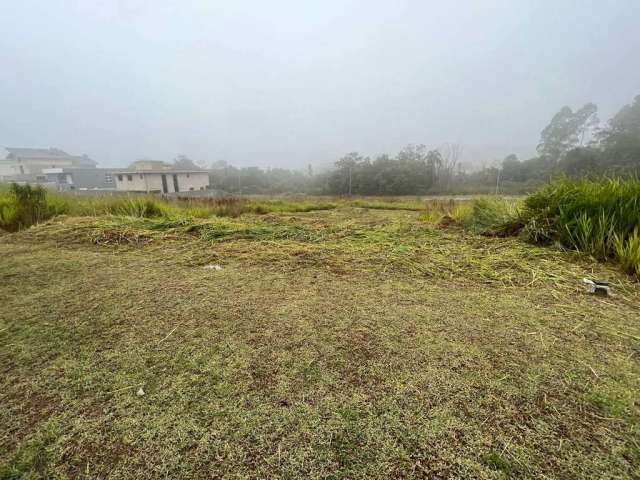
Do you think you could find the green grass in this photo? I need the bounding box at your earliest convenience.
[518,178,640,276]
[349,198,427,211]
[457,197,521,235]
[1,204,639,478]
[0,184,66,232]
[0,187,341,231]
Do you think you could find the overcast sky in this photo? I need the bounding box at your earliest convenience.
[1,0,639,169]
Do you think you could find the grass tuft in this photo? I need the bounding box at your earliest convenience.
[459,197,521,235]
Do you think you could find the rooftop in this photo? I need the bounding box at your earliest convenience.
[4,147,97,165]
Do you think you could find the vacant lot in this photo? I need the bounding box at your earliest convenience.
[1,206,639,479]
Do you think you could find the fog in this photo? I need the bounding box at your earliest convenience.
[1,0,639,168]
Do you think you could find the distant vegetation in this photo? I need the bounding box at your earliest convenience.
[194,94,640,196]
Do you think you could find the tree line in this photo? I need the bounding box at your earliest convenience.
[174,94,640,195]
[496,95,640,185]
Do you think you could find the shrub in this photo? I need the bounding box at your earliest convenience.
[0,183,66,231]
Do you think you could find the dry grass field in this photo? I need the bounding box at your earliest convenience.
[1,204,639,478]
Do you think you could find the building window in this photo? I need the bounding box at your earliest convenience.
[117,175,123,181]
[105,174,113,184]
[189,187,194,191]
[127,175,133,181]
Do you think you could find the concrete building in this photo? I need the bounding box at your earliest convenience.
[41,167,115,191]
[113,161,209,193]
[0,147,97,180]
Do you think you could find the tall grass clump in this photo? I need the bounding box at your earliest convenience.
[109,197,169,218]
[0,183,68,232]
[460,197,521,235]
[521,177,640,275]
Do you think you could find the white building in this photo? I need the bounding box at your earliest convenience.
[113,161,209,193]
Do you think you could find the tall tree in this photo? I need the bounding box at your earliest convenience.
[334,152,364,195]
[591,95,640,172]
[537,103,598,161]
[597,95,640,150]
[439,143,463,191]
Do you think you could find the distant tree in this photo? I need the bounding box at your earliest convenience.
[425,150,442,189]
[598,95,640,144]
[558,147,602,176]
[537,103,598,161]
[334,152,365,195]
[173,155,203,170]
[501,154,523,181]
[595,95,640,171]
[439,143,462,191]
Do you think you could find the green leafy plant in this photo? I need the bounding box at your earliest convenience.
[0,183,65,231]
[518,177,640,275]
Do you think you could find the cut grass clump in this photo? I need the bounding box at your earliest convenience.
[175,196,337,217]
[519,178,640,276]
[108,197,169,218]
[350,198,426,211]
[85,215,322,245]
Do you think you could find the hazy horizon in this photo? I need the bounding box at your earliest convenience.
[1,0,639,169]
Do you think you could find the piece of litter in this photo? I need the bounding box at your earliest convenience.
[583,278,610,297]
[204,264,223,271]
[136,387,145,397]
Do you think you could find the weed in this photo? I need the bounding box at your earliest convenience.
[483,452,514,474]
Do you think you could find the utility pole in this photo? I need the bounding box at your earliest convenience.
[348,166,352,196]
[495,168,501,195]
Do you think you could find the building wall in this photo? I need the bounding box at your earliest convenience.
[1,158,85,175]
[114,172,154,192]
[69,169,115,189]
[0,162,15,177]
[114,172,209,193]
[43,168,115,190]
[172,172,209,192]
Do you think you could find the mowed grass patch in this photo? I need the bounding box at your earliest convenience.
[1,208,639,478]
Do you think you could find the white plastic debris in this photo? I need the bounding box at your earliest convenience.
[136,387,145,397]
[204,264,223,271]
[583,278,610,296]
